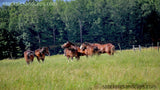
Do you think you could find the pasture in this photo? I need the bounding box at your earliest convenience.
[0,49,160,89]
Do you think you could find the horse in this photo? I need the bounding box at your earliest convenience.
[91,43,115,55]
[63,48,80,61]
[35,47,50,63]
[61,41,85,62]
[24,50,34,65]
[80,42,100,56]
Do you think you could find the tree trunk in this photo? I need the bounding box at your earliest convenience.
[38,32,41,48]
[78,19,83,43]
[140,17,144,44]
[53,29,56,54]
[10,52,13,59]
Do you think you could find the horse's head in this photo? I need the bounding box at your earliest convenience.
[61,41,74,48]
[80,43,87,51]
[41,47,50,56]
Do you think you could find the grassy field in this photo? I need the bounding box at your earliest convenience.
[0,49,160,90]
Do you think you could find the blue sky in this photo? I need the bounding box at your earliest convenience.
[0,0,71,6]
[0,0,70,6]
[0,0,27,6]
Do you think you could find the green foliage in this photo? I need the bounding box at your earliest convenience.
[0,28,22,59]
[0,0,160,59]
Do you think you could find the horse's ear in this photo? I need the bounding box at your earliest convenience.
[84,42,88,44]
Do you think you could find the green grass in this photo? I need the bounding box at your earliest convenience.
[0,48,160,90]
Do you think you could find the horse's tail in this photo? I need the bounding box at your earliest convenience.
[33,51,36,57]
[27,53,31,59]
[111,45,115,55]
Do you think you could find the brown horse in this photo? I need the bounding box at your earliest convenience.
[80,42,100,56]
[91,43,115,55]
[35,47,50,62]
[63,48,80,61]
[24,50,34,65]
[61,41,85,62]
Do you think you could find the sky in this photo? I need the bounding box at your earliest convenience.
[0,0,26,6]
[0,0,70,6]
[0,0,71,6]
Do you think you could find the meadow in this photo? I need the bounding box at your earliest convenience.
[0,48,160,90]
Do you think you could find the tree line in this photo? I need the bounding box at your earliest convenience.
[0,0,160,60]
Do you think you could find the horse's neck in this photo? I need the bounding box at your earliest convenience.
[68,45,77,50]
[40,48,45,54]
[69,42,75,46]
[70,45,75,48]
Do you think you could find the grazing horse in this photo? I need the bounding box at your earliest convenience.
[91,43,115,55]
[24,50,34,65]
[61,41,85,62]
[35,47,50,63]
[80,42,100,56]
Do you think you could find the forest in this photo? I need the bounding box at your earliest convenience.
[0,0,160,59]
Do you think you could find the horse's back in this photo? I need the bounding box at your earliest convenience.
[103,43,115,55]
[24,50,34,56]
[34,49,41,56]
[24,50,34,64]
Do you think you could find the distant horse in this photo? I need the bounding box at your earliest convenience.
[24,50,34,65]
[80,42,100,56]
[61,41,85,61]
[35,47,50,62]
[91,43,115,55]
[63,48,80,61]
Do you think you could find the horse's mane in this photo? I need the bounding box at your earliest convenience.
[39,47,48,50]
[68,41,75,46]
[84,42,92,46]
[26,50,34,53]
[38,47,48,54]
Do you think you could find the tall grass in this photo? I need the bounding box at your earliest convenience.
[0,49,160,89]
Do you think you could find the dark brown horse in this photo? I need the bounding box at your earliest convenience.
[90,43,115,55]
[61,41,85,62]
[24,50,34,65]
[35,47,50,62]
[80,42,100,56]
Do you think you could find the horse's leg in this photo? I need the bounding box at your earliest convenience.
[42,58,44,62]
[76,56,80,61]
[30,60,33,64]
[36,56,40,63]
[67,56,70,63]
[111,50,114,55]
[107,52,111,55]
[42,55,45,63]
[97,51,101,56]
[31,57,34,63]
[64,51,66,56]
[26,60,30,65]
[112,53,114,55]
[71,57,73,62]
